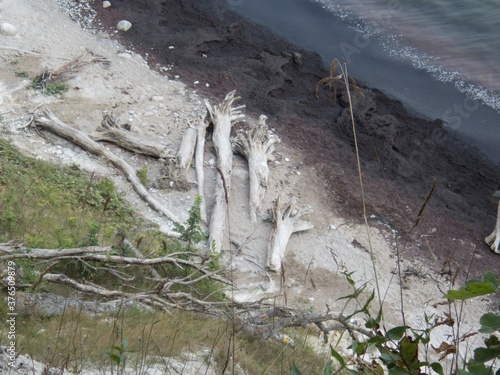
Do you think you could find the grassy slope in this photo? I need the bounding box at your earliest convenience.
[0,139,328,374]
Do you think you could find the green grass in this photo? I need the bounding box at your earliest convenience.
[0,138,136,248]
[7,307,329,374]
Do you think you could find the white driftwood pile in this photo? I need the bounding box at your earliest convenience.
[29,90,314,274]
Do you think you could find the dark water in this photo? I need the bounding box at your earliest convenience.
[226,0,500,163]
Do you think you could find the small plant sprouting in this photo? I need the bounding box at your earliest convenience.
[174,195,207,252]
[30,70,69,96]
[105,339,134,374]
[137,165,149,186]
[15,71,29,78]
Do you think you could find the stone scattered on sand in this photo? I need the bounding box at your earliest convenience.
[0,22,17,36]
[103,1,111,8]
[116,20,132,32]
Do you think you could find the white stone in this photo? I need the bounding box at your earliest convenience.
[116,20,132,32]
[103,1,111,8]
[0,22,17,36]
[152,95,164,101]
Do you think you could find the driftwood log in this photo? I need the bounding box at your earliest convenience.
[233,115,280,224]
[205,91,245,253]
[32,109,181,230]
[266,195,313,272]
[195,112,210,223]
[91,111,173,158]
[485,200,500,254]
[162,120,198,191]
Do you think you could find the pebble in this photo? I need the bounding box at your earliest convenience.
[116,20,132,32]
[102,1,111,8]
[0,22,17,36]
[152,95,164,101]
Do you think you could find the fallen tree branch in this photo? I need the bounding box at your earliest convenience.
[0,245,231,285]
[32,109,181,227]
[266,195,314,272]
[232,115,280,224]
[236,306,372,347]
[205,91,245,253]
[91,111,173,158]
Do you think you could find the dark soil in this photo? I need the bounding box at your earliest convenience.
[90,0,500,281]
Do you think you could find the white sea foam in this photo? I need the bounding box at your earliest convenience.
[312,0,500,112]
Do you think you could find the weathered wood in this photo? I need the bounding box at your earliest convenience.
[266,195,313,272]
[195,111,210,223]
[33,109,181,229]
[205,91,245,253]
[91,111,173,158]
[162,120,198,191]
[485,200,500,254]
[233,115,280,224]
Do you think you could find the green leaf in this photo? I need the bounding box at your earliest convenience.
[472,346,500,364]
[360,290,375,313]
[379,347,401,365]
[330,346,346,368]
[400,336,418,364]
[365,317,380,330]
[109,353,121,364]
[444,282,497,300]
[479,312,500,333]
[291,362,302,375]
[430,362,444,375]
[385,326,408,341]
[466,363,496,375]
[456,370,470,375]
[388,368,410,375]
[483,271,500,288]
[349,340,367,356]
[322,360,333,375]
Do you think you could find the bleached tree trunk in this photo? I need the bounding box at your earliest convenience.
[205,91,245,253]
[91,111,173,158]
[233,115,280,224]
[162,122,197,191]
[33,109,181,229]
[485,200,500,254]
[266,195,313,272]
[195,112,210,223]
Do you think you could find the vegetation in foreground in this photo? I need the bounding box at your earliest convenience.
[0,138,329,374]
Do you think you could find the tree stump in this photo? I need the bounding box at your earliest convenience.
[233,115,280,224]
[266,195,313,272]
[205,91,245,253]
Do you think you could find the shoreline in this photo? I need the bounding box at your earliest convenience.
[225,0,500,163]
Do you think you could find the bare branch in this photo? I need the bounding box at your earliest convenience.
[91,111,174,158]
